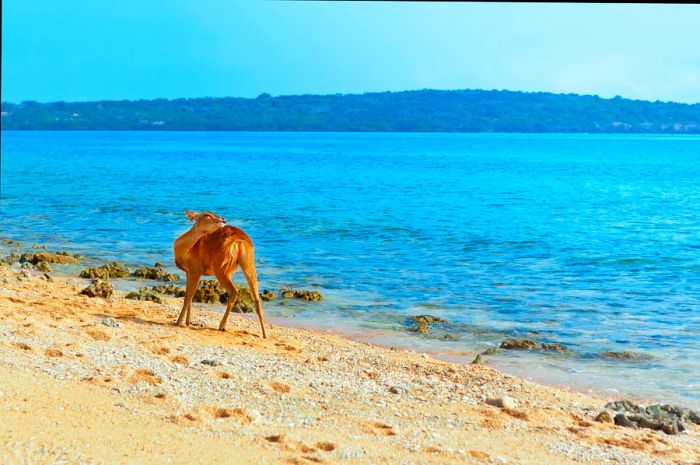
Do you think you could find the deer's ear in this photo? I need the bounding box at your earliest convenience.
[185,210,198,221]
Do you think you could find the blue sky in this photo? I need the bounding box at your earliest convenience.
[2,1,700,103]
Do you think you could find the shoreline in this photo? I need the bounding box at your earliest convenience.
[0,240,697,409]
[1,258,699,463]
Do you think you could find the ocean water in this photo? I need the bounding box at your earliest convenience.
[1,130,699,407]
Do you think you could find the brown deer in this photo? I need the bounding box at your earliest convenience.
[173,210,267,338]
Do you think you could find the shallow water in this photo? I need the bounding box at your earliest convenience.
[1,131,699,407]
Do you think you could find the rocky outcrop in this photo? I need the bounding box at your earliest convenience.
[191,280,255,313]
[79,279,113,298]
[79,262,131,279]
[125,286,163,304]
[599,400,700,435]
[541,343,568,351]
[601,351,638,359]
[151,284,185,297]
[132,263,180,281]
[279,288,323,302]
[19,252,79,273]
[407,314,449,335]
[500,339,538,350]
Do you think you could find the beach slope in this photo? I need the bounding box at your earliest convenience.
[1,266,698,465]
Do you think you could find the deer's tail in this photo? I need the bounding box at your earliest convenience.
[221,238,243,274]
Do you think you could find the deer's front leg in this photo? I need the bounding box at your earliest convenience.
[176,273,200,327]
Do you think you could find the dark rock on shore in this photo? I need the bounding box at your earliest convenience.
[227,287,256,313]
[125,286,163,304]
[500,339,538,350]
[191,280,255,313]
[279,288,323,302]
[260,289,278,301]
[132,263,180,281]
[471,353,483,364]
[2,239,22,247]
[193,280,225,304]
[482,347,498,356]
[19,251,80,273]
[79,262,131,279]
[79,279,113,298]
[0,249,21,266]
[151,284,185,297]
[601,399,700,435]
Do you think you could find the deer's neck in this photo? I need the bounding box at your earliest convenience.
[173,226,207,269]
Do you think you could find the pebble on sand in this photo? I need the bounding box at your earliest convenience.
[486,396,517,409]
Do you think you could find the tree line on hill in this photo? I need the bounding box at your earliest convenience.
[2,89,699,133]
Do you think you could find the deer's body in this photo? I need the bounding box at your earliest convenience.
[173,210,267,338]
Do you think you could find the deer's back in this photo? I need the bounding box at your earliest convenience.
[189,226,253,276]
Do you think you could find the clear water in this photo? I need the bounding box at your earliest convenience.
[2,131,699,407]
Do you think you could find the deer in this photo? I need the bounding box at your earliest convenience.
[173,210,267,338]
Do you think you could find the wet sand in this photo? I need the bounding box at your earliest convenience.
[1,265,699,465]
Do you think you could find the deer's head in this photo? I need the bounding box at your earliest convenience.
[185,210,227,233]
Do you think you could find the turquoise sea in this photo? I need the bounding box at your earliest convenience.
[1,131,699,407]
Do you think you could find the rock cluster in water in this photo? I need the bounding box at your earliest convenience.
[406,315,458,341]
[601,351,639,359]
[471,339,569,364]
[132,263,180,281]
[408,315,446,334]
[279,288,323,301]
[79,262,131,279]
[499,338,569,352]
[597,399,700,435]
[500,339,539,350]
[187,283,323,312]
[79,279,113,298]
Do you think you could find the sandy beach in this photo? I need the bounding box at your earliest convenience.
[1,263,699,465]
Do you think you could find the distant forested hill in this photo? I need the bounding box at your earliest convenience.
[2,89,699,133]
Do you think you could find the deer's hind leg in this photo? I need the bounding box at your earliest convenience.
[216,271,239,332]
[240,251,267,339]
